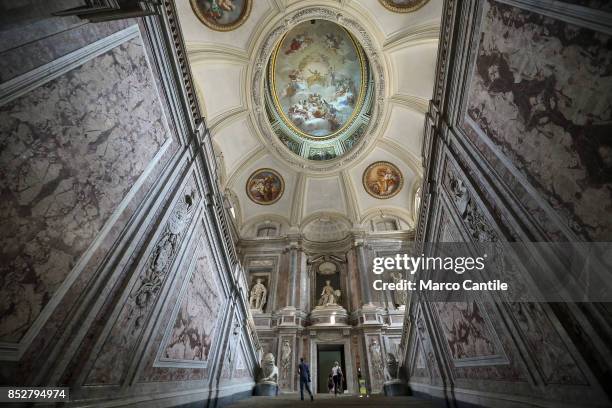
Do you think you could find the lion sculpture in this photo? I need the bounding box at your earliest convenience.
[259,353,278,383]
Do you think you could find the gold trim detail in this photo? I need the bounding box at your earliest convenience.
[362,161,404,199]
[246,168,285,205]
[190,0,252,32]
[378,0,430,13]
[269,21,368,141]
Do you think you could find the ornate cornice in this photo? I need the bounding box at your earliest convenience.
[249,6,388,174]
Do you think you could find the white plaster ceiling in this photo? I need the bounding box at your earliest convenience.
[178,0,442,235]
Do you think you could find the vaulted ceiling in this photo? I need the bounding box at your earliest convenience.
[176,0,442,237]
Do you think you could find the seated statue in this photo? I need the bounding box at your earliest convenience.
[260,353,278,383]
[318,279,340,306]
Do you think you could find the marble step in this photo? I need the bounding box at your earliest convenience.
[225,394,433,408]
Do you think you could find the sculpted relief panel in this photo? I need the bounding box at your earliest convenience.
[0,36,168,343]
[86,181,200,385]
[162,238,221,362]
[466,1,612,240]
[440,161,587,384]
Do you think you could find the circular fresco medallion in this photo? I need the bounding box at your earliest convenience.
[190,0,252,31]
[270,20,367,140]
[378,0,430,13]
[246,168,284,205]
[363,161,404,199]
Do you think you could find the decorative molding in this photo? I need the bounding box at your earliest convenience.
[497,0,612,35]
[249,6,387,173]
[0,25,139,106]
[383,21,440,50]
[388,93,429,113]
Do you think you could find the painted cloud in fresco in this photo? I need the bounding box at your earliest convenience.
[272,20,365,138]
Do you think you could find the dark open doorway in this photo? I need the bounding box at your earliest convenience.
[316,344,346,394]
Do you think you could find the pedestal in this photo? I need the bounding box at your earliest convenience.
[253,382,279,396]
[310,304,349,326]
[383,380,410,396]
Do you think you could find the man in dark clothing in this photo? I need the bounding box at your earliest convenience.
[297,357,314,401]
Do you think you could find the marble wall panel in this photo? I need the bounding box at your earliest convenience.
[439,161,587,384]
[138,233,218,383]
[85,180,200,385]
[0,36,168,343]
[162,238,221,363]
[434,301,499,360]
[466,0,612,241]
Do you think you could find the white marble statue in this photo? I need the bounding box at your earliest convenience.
[280,340,292,381]
[260,353,278,383]
[384,352,399,381]
[249,278,267,311]
[369,339,384,381]
[390,271,407,306]
[318,279,340,306]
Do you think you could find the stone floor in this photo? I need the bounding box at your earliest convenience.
[225,393,433,408]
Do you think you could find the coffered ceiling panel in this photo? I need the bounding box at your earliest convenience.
[383,105,425,159]
[389,42,439,99]
[212,115,260,177]
[178,0,442,235]
[191,62,245,123]
[303,176,347,218]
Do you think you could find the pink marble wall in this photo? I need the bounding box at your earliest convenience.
[466,1,612,241]
[0,36,168,343]
[163,240,221,362]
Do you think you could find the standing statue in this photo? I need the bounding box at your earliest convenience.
[280,340,292,383]
[390,271,407,306]
[318,280,339,306]
[249,278,267,311]
[369,339,384,382]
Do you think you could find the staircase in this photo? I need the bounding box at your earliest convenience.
[225,394,433,408]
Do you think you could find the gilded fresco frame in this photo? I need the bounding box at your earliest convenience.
[268,21,368,141]
[362,161,404,199]
[245,168,285,205]
[190,0,252,32]
[378,0,430,13]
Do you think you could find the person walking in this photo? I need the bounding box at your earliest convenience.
[297,357,314,401]
[331,361,343,396]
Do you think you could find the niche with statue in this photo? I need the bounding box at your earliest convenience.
[310,259,348,326]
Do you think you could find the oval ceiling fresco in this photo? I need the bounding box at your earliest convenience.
[264,20,374,162]
[270,20,367,139]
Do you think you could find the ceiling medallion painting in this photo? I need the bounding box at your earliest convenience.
[363,161,404,199]
[378,0,430,13]
[246,169,284,205]
[264,19,374,162]
[190,0,252,31]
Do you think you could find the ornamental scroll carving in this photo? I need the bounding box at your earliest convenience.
[132,188,198,327]
[445,166,498,243]
[86,181,200,384]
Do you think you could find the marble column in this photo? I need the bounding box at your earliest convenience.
[355,239,373,306]
[287,241,299,307]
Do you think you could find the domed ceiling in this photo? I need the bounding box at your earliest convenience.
[265,19,373,161]
[178,0,443,236]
